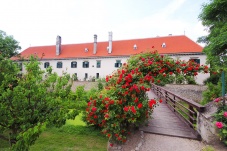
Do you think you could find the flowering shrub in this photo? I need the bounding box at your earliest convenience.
[214,97,227,145]
[84,50,209,145]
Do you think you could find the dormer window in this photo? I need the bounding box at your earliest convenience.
[162,43,166,48]
[133,44,137,50]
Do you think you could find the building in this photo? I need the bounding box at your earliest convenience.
[12,33,209,84]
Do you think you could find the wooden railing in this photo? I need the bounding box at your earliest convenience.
[151,83,205,133]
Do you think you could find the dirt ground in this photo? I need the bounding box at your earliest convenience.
[71,81,98,91]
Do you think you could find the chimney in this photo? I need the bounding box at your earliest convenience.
[56,35,61,55]
[108,32,112,54]
[93,34,97,54]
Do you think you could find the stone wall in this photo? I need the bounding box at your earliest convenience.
[163,84,207,103]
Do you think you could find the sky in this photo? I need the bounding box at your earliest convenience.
[0,0,209,52]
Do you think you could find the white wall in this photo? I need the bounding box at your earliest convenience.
[39,57,128,81]
[20,54,209,84]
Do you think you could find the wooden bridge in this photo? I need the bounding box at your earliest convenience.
[140,84,205,140]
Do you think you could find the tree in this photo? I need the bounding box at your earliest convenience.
[0,55,78,150]
[198,0,227,68]
[0,30,21,58]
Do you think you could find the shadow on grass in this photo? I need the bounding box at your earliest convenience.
[0,125,107,151]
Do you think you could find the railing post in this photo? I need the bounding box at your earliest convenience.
[189,105,194,128]
[173,96,176,112]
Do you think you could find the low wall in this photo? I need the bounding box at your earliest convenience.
[197,102,219,144]
[163,84,207,103]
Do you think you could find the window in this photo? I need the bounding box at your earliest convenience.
[57,62,62,68]
[189,58,200,65]
[115,60,122,68]
[82,61,89,68]
[96,73,99,79]
[96,60,101,68]
[71,61,77,68]
[18,62,23,71]
[85,73,88,79]
[44,62,50,68]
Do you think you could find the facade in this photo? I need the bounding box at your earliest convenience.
[13,33,209,84]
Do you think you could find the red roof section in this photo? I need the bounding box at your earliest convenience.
[12,35,203,60]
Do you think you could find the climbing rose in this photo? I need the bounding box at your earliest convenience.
[216,122,224,129]
[224,112,227,118]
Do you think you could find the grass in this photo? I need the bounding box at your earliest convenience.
[0,114,108,151]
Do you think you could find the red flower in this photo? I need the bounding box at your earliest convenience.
[134,97,139,103]
[107,133,111,138]
[94,115,98,119]
[159,99,163,103]
[87,102,92,106]
[169,72,173,75]
[92,107,97,112]
[148,99,156,108]
[106,76,109,82]
[131,106,136,114]
[110,143,113,147]
[104,114,109,118]
[138,103,143,109]
[110,100,115,105]
[123,106,129,112]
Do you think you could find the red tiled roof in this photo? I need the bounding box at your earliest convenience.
[12,35,203,60]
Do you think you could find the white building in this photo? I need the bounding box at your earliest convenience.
[13,33,209,84]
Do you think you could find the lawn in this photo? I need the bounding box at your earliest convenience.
[0,114,108,151]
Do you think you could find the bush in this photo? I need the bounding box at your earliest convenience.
[83,51,209,145]
[213,97,227,145]
[203,72,220,85]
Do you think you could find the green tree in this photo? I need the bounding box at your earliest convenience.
[0,30,21,58]
[198,0,227,104]
[198,0,227,68]
[0,55,78,150]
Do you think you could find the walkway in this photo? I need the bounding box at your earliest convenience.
[139,90,198,139]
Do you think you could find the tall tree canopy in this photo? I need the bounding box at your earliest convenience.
[198,0,227,68]
[0,30,21,58]
[0,55,79,150]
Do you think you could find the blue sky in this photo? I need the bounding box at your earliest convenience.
[0,0,208,51]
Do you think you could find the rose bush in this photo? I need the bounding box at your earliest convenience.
[214,97,227,145]
[84,50,209,145]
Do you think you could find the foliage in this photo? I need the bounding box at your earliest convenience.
[0,30,21,58]
[97,79,104,90]
[0,55,79,150]
[198,0,227,69]
[201,82,221,105]
[213,97,227,145]
[72,73,78,81]
[202,70,227,105]
[203,72,220,85]
[83,51,209,145]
